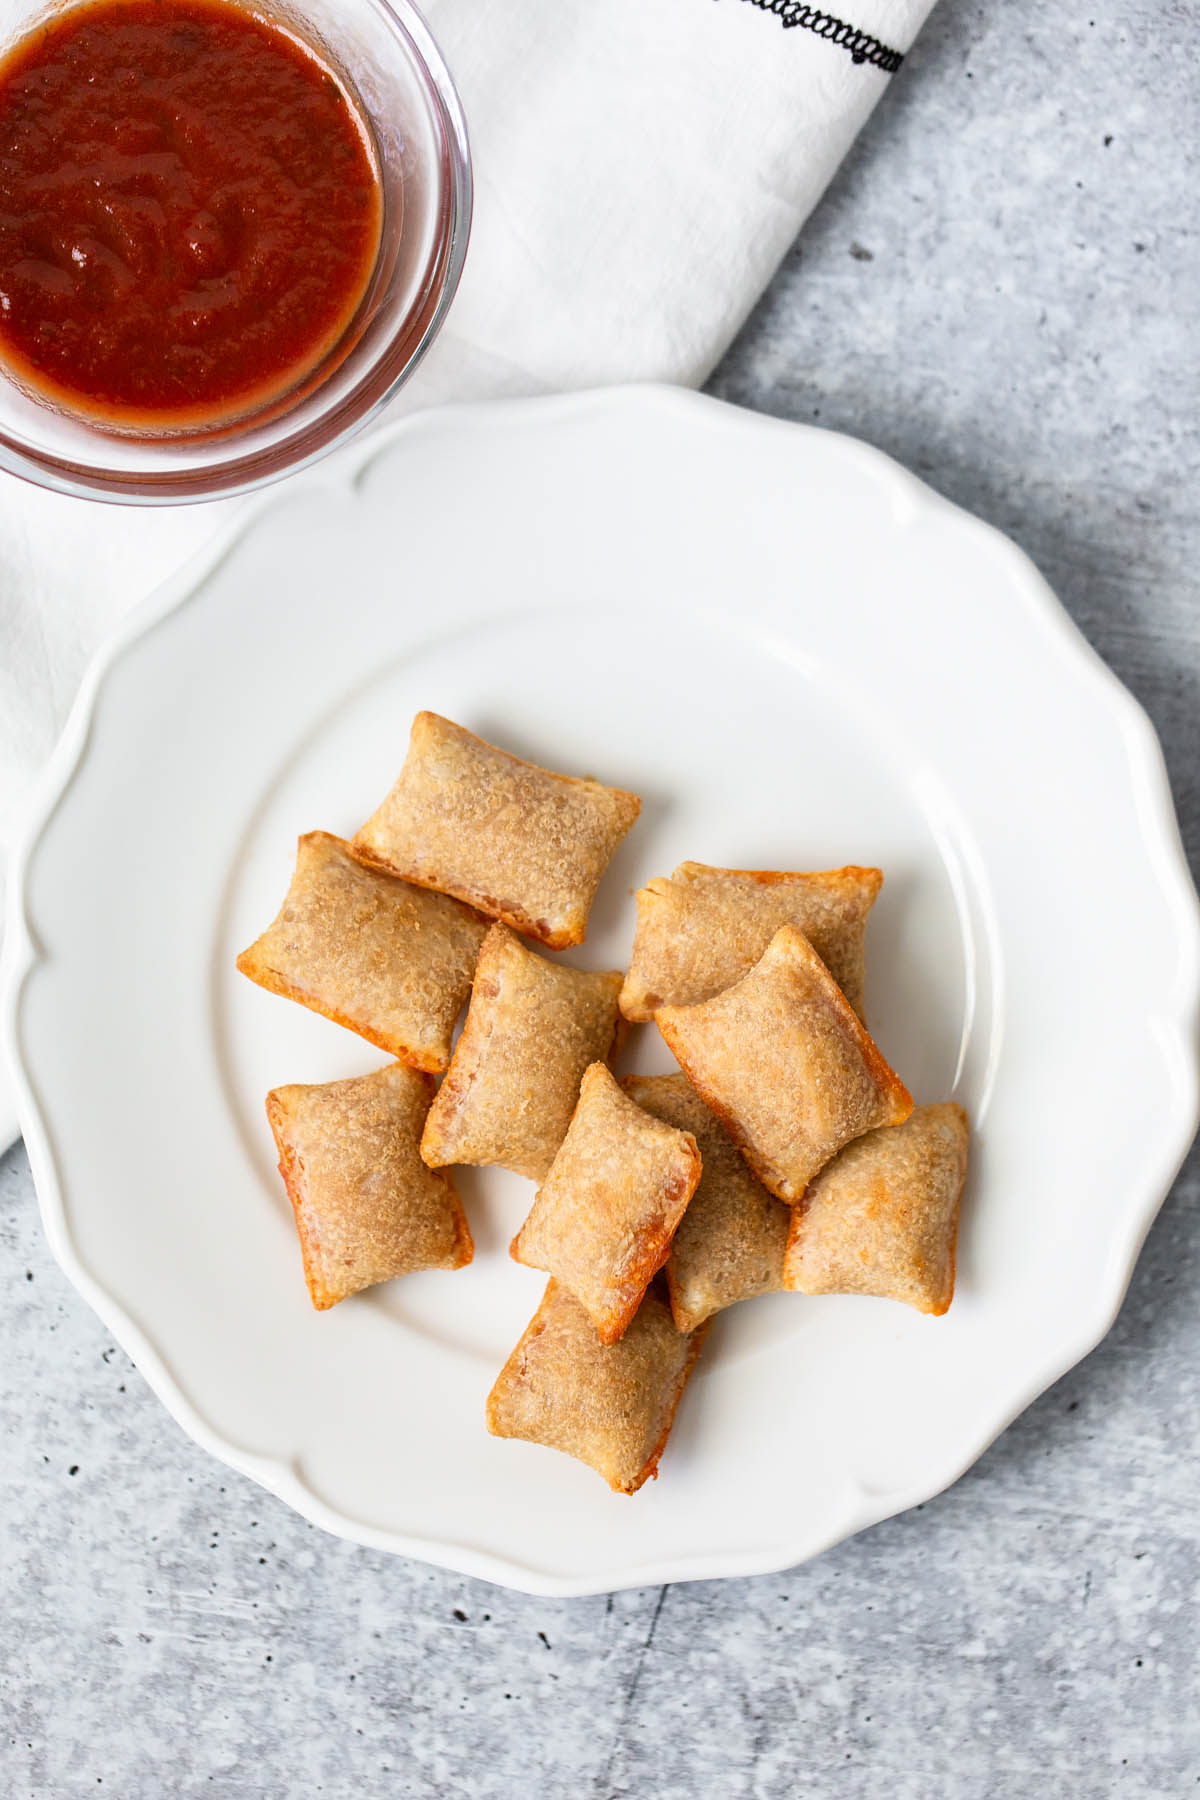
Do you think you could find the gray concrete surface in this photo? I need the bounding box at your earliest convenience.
[3,1,1198,1794]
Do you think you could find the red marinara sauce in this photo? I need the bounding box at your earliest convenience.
[0,0,382,431]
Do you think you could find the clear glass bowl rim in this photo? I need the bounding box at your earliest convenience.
[0,0,472,505]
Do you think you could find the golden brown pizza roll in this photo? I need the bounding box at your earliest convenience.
[236,832,487,1073]
[352,711,640,949]
[622,1072,790,1333]
[486,1279,708,1493]
[620,861,882,1023]
[782,1103,969,1314]
[657,924,912,1204]
[420,923,624,1182]
[510,1062,702,1344]
[265,1062,473,1310]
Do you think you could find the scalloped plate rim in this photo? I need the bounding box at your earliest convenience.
[4,383,1199,1596]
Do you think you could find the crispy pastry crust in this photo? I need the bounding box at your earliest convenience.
[420,923,624,1181]
[237,831,487,1073]
[657,924,912,1204]
[486,1279,709,1493]
[623,1072,791,1332]
[352,712,641,949]
[265,1062,473,1310]
[510,1063,702,1344]
[782,1102,969,1315]
[621,862,882,1023]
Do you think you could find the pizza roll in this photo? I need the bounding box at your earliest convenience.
[510,1062,702,1344]
[420,923,624,1182]
[657,924,912,1204]
[782,1103,969,1315]
[623,1072,790,1333]
[237,832,487,1073]
[486,1279,708,1493]
[620,861,882,1023]
[352,711,640,949]
[265,1062,473,1310]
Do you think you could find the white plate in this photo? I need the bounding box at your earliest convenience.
[5,387,1199,1595]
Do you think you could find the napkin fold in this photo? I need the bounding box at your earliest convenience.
[0,0,935,1147]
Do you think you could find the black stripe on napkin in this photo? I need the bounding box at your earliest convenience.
[737,1,905,72]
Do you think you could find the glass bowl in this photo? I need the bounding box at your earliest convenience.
[0,0,470,503]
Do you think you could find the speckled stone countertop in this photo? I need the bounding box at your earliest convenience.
[3,3,1198,1795]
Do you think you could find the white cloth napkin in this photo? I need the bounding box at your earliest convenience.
[0,0,935,1146]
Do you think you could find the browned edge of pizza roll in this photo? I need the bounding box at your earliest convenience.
[486,1278,709,1493]
[657,923,912,1203]
[237,830,486,1073]
[351,711,640,949]
[623,1071,791,1332]
[782,1102,969,1315]
[621,861,882,1023]
[421,922,624,1182]
[510,1063,702,1344]
[265,1062,473,1310]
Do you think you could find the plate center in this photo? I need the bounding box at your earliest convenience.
[213,603,984,1365]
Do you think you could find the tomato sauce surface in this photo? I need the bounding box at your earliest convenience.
[0,0,382,429]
